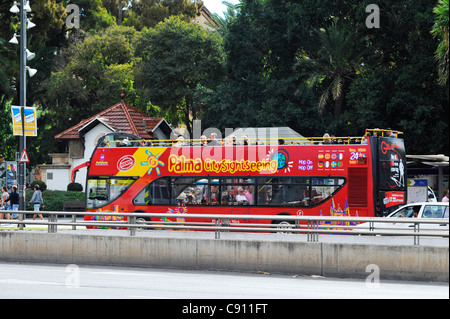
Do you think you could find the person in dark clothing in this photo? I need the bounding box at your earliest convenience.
[5,186,19,218]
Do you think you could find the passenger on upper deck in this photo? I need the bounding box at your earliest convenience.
[208,133,221,146]
[361,136,369,144]
[173,136,184,147]
[200,135,208,147]
[243,135,249,146]
[386,129,396,138]
[323,133,332,144]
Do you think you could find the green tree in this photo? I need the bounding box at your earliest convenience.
[213,1,240,30]
[296,18,368,117]
[203,0,323,134]
[431,0,449,84]
[65,0,116,33]
[102,0,130,25]
[42,25,138,122]
[204,0,448,155]
[0,0,67,105]
[135,16,224,136]
[344,0,449,154]
[0,96,17,160]
[124,0,202,30]
[0,37,10,96]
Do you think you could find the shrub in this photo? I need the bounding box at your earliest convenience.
[67,182,83,192]
[25,189,85,211]
[30,180,47,192]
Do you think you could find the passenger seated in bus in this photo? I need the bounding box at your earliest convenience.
[322,133,332,144]
[208,133,221,146]
[243,135,249,146]
[200,135,208,146]
[195,187,203,203]
[186,194,195,205]
[187,188,197,204]
[225,135,237,146]
[265,188,272,203]
[244,186,253,205]
[211,185,219,200]
[222,190,235,205]
[177,192,187,204]
[143,140,153,147]
[173,136,184,147]
[236,188,249,205]
[386,129,396,138]
[119,138,130,147]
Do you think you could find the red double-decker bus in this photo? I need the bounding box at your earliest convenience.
[77,129,407,227]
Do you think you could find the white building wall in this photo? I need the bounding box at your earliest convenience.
[72,123,114,189]
[45,168,71,191]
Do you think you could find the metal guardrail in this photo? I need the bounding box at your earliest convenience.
[0,211,448,245]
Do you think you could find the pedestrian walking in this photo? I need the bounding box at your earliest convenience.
[5,185,19,219]
[1,186,11,220]
[28,184,45,221]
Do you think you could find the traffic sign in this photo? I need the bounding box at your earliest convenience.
[18,149,30,163]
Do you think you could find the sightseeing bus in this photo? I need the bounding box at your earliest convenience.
[77,129,407,227]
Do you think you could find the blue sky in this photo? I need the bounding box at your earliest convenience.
[202,0,240,16]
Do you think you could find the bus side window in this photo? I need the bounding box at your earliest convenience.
[310,178,345,207]
[133,177,170,206]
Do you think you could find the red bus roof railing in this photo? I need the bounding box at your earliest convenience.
[99,129,403,148]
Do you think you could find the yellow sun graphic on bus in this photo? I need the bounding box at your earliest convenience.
[141,150,165,175]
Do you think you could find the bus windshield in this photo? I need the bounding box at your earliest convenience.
[87,176,138,209]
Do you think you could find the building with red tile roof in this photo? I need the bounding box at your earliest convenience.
[38,100,173,191]
[55,100,173,141]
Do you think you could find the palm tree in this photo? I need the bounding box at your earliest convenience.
[295,18,367,117]
[213,1,240,29]
[431,0,449,85]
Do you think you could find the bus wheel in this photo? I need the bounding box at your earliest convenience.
[133,211,151,231]
[272,214,294,234]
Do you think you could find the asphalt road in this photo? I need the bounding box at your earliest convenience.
[0,262,447,300]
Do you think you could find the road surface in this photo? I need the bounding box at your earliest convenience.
[0,262,447,300]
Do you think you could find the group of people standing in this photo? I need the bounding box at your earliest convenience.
[0,184,45,222]
[1,186,19,220]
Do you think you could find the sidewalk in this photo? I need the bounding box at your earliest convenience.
[0,217,87,231]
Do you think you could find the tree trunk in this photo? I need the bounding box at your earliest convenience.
[334,93,344,117]
[117,1,123,25]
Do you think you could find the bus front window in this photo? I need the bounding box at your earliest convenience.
[86,177,137,209]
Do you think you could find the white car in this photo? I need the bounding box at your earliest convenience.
[355,202,449,235]
[388,202,448,219]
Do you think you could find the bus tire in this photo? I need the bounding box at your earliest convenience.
[272,213,294,234]
[133,210,151,231]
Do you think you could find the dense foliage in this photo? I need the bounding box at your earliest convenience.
[0,0,448,168]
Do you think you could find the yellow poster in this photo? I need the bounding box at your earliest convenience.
[11,106,37,136]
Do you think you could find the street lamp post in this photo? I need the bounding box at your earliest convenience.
[10,1,35,218]
[19,0,27,212]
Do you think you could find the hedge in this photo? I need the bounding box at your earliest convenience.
[25,189,85,212]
